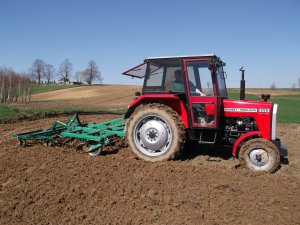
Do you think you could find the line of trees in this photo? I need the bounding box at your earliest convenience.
[74,60,103,85]
[0,58,103,104]
[272,77,300,89]
[0,68,32,103]
[291,78,300,89]
[29,58,102,85]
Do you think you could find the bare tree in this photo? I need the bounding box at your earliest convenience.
[0,68,16,103]
[44,64,55,84]
[206,82,211,89]
[29,59,45,85]
[0,72,5,102]
[0,68,33,103]
[291,83,296,89]
[6,73,12,103]
[84,60,102,85]
[75,70,85,83]
[58,59,73,82]
[270,83,277,90]
[21,73,32,102]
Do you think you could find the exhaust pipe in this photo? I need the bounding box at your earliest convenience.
[239,67,245,100]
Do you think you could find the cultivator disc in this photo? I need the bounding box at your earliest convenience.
[12,113,127,156]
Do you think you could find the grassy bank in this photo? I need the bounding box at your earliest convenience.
[31,84,80,94]
[0,104,126,122]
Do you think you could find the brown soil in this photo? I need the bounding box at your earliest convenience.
[32,85,141,101]
[27,85,141,110]
[1,115,300,225]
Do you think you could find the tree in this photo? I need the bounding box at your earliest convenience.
[84,60,102,85]
[206,82,211,89]
[298,78,300,88]
[75,70,85,83]
[270,83,276,90]
[58,59,73,82]
[0,68,33,103]
[44,64,55,84]
[29,59,45,85]
[291,83,296,89]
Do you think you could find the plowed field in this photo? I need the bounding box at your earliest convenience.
[1,86,300,224]
[1,114,300,225]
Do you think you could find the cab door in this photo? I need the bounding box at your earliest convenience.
[183,59,219,128]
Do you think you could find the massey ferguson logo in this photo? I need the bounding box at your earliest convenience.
[224,108,257,112]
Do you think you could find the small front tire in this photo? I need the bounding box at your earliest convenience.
[239,138,280,173]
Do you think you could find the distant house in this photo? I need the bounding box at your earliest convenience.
[58,78,71,85]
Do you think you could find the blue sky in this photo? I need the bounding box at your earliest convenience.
[0,0,299,87]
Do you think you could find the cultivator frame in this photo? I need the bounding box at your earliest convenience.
[12,113,127,156]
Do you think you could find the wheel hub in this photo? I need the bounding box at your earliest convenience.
[249,149,269,167]
[139,120,169,151]
[147,129,158,140]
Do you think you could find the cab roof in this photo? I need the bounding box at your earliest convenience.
[147,54,216,60]
[123,54,222,78]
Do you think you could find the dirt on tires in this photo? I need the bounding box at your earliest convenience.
[0,115,300,225]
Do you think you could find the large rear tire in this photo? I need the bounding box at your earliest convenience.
[126,104,185,162]
[239,138,280,173]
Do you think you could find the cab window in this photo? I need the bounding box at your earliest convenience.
[144,58,182,93]
[186,61,214,96]
[216,65,227,97]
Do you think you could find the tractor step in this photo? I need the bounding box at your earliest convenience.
[12,113,127,156]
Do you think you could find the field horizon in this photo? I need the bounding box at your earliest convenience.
[0,85,299,123]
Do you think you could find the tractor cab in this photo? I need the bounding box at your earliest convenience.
[123,55,227,128]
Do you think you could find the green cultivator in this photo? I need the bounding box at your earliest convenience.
[12,113,127,156]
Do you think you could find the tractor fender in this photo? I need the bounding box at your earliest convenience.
[232,131,262,157]
[124,94,189,128]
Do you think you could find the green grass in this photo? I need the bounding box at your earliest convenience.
[0,104,126,122]
[31,84,80,94]
[272,96,300,123]
[0,105,21,121]
[0,105,70,121]
[227,92,259,101]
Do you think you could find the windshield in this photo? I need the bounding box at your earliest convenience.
[122,62,147,78]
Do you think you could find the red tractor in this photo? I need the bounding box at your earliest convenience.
[122,54,287,172]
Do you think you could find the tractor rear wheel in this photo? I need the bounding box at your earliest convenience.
[127,104,185,162]
[239,138,280,173]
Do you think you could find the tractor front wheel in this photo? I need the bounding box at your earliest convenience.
[127,104,185,162]
[239,138,280,173]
